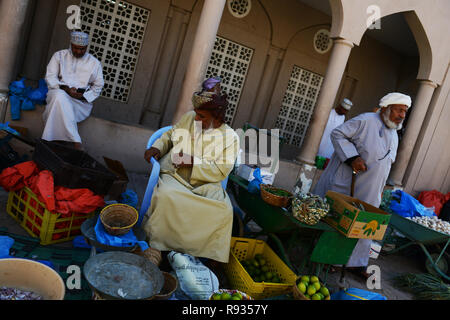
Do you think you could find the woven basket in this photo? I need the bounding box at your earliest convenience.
[133,247,162,267]
[260,184,292,207]
[100,204,138,236]
[153,272,178,300]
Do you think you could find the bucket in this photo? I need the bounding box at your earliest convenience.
[0,259,65,300]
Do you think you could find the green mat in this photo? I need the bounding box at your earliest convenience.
[0,228,93,300]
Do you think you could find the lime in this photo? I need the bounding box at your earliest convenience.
[307,285,316,296]
[320,287,330,297]
[231,296,241,300]
[297,282,307,294]
[311,293,321,300]
[310,276,319,283]
[261,266,269,273]
[272,276,280,283]
[265,272,273,280]
[325,295,331,300]
[317,293,325,300]
[252,259,259,268]
[232,292,242,300]
[301,281,309,288]
[300,275,310,283]
[254,254,263,260]
[211,293,221,300]
[259,258,267,266]
[313,282,321,291]
[221,292,232,300]
[304,294,311,300]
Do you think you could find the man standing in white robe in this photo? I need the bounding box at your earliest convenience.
[42,31,104,150]
[317,98,353,166]
[313,92,411,275]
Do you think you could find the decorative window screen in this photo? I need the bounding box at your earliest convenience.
[79,0,150,102]
[205,36,254,125]
[275,66,324,147]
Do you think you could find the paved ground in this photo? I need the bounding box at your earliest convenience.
[0,172,433,300]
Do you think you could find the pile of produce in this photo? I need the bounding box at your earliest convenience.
[294,275,331,300]
[394,273,450,300]
[0,287,43,300]
[292,193,330,225]
[240,254,282,283]
[210,289,252,300]
[405,216,450,235]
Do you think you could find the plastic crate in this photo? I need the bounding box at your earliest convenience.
[32,139,116,195]
[223,237,297,299]
[6,187,96,245]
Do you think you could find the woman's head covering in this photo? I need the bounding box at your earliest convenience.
[71,31,90,47]
[192,91,229,123]
[202,76,222,92]
[379,92,412,109]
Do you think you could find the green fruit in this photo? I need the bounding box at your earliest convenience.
[311,293,321,300]
[300,275,310,283]
[254,254,263,260]
[297,282,306,294]
[304,294,311,300]
[232,292,242,300]
[261,266,269,273]
[255,268,261,275]
[259,258,267,266]
[313,282,321,290]
[307,285,316,296]
[211,293,221,300]
[310,276,319,283]
[320,287,330,297]
[221,292,232,300]
[252,259,260,268]
[317,293,325,300]
[265,272,273,280]
[272,276,280,283]
[231,296,241,300]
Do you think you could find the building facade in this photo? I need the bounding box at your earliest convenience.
[0,0,449,196]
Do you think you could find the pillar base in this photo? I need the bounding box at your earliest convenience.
[292,160,317,195]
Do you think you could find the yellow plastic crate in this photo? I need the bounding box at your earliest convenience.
[6,187,96,245]
[223,237,297,299]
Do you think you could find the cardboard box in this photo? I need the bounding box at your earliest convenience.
[103,157,129,200]
[324,191,391,241]
[369,242,382,259]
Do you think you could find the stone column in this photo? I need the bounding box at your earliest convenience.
[172,0,226,124]
[21,0,59,82]
[0,0,32,121]
[254,46,285,127]
[389,80,438,186]
[296,38,354,165]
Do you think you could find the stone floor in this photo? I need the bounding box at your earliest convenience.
[0,171,435,300]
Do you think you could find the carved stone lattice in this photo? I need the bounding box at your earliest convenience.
[314,29,332,54]
[80,0,150,102]
[275,66,324,147]
[227,0,252,18]
[205,36,254,125]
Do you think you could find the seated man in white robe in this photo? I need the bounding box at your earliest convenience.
[142,78,239,264]
[42,31,104,150]
[313,92,411,278]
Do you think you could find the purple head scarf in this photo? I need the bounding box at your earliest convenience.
[202,76,221,91]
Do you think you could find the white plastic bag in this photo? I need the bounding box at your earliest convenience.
[167,251,219,300]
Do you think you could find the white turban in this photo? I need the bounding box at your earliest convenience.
[340,98,353,110]
[379,92,412,109]
[71,31,89,46]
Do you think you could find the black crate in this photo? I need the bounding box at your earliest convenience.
[32,139,117,195]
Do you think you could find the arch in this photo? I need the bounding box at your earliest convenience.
[329,0,434,83]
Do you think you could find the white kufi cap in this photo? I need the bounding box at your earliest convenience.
[341,98,353,110]
[379,92,412,109]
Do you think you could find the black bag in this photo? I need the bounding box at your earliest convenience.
[440,200,450,222]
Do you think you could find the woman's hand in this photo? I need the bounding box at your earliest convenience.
[144,147,161,163]
[351,157,368,174]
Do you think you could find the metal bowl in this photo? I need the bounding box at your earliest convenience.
[83,251,164,300]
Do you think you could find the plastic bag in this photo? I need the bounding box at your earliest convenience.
[390,190,436,218]
[120,189,139,209]
[418,190,450,216]
[168,251,219,300]
[94,216,149,251]
[0,236,14,259]
[331,288,387,300]
[247,167,262,194]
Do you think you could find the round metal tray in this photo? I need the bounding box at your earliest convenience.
[83,251,164,300]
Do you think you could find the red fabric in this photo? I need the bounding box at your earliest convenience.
[0,161,104,215]
[418,190,450,216]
